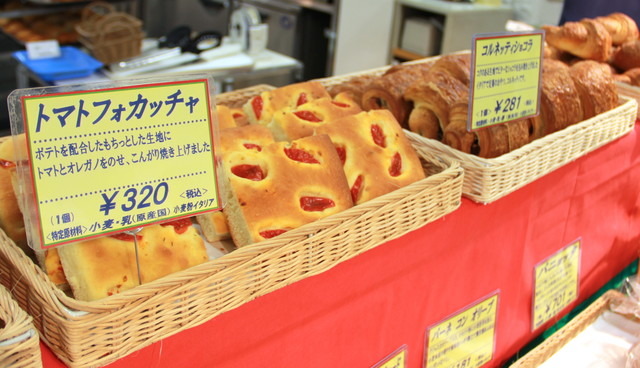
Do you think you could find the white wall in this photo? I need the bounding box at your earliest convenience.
[332,0,395,76]
[504,0,563,26]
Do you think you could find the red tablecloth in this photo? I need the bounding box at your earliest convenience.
[41,123,640,368]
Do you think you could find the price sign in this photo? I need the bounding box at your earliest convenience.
[469,31,543,131]
[532,239,581,330]
[13,77,221,249]
[424,292,498,368]
[372,345,407,368]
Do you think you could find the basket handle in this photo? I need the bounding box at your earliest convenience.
[94,13,141,43]
[81,1,117,24]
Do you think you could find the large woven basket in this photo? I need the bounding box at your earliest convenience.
[406,96,637,203]
[617,82,640,119]
[510,289,624,367]
[0,285,42,368]
[0,86,464,367]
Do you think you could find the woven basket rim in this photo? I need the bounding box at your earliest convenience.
[4,146,461,313]
[0,285,35,344]
[510,289,625,367]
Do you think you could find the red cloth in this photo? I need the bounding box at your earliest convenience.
[42,124,640,368]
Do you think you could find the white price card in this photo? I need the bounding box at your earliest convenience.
[26,40,61,60]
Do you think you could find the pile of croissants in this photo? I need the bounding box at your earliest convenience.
[324,30,621,158]
[542,12,640,86]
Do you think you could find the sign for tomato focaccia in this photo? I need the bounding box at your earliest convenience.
[9,75,222,249]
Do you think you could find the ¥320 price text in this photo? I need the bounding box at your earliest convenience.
[99,182,169,215]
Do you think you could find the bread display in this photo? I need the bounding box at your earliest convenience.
[0,138,27,253]
[404,69,469,140]
[268,92,362,141]
[542,19,612,62]
[594,12,639,45]
[568,60,619,119]
[243,81,330,126]
[222,135,353,247]
[216,105,249,129]
[443,101,530,158]
[315,110,425,204]
[327,74,376,107]
[58,219,208,301]
[611,40,640,72]
[361,61,433,127]
[537,59,584,135]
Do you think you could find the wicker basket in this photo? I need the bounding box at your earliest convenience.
[0,285,42,368]
[406,96,637,203]
[617,82,640,119]
[510,289,625,367]
[0,86,463,367]
[75,2,144,64]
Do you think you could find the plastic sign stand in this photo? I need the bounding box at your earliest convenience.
[7,74,223,250]
[468,31,544,131]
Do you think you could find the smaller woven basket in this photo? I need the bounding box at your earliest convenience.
[75,1,144,64]
[0,285,42,368]
[510,289,624,367]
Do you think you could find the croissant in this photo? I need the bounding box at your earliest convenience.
[542,19,612,62]
[443,101,529,158]
[594,12,639,45]
[611,40,640,71]
[429,53,472,86]
[537,59,584,134]
[326,74,376,108]
[404,70,469,139]
[361,65,432,127]
[624,67,640,86]
[568,60,618,119]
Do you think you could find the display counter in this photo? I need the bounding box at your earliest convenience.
[37,119,640,367]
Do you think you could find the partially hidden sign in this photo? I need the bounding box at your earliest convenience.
[532,239,581,330]
[424,292,499,368]
[372,345,407,368]
[469,31,543,131]
[12,76,221,249]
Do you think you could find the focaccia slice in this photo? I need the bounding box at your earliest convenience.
[267,92,362,141]
[316,110,425,205]
[196,125,276,243]
[242,81,330,126]
[58,218,208,301]
[223,134,353,247]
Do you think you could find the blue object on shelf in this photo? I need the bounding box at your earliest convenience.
[12,46,103,83]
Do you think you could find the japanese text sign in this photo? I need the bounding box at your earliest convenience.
[469,31,543,131]
[532,239,581,330]
[11,76,221,249]
[424,292,499,368]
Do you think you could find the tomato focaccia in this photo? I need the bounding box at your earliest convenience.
[267,92,362,141]
[223,134,353,247]
[58,218,208,301]
[0,137,28,253]
[196,125,276,243]
[216,105,249,131]
[315,110,425,205]
[242,81,331,126]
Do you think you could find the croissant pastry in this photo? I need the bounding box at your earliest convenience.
[594,12,639,45]
[429,53,472,86]
[327,74,376,108]
[542,19,612,62]
[568,60,618,119]
[624,67,640,86]
[611,40,640,71]
[361,64,432,127]
[537,59,584,134]
[404,70,469,139]
[443,101,529,158]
